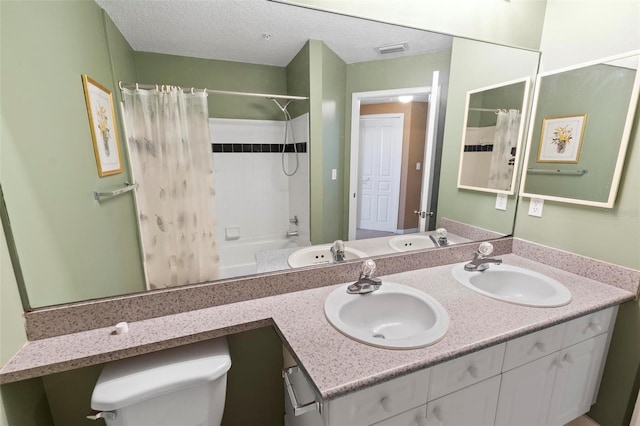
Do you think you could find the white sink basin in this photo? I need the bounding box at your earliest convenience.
[324,282,449,349]
[388,235,436,252]
[451,263,572,307]
[287,245,368,268]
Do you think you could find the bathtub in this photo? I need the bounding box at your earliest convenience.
[217,237,300,279]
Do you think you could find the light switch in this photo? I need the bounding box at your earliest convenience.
[416,162,421,171]
[331,169,337,180]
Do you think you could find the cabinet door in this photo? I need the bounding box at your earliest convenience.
[327,369,430,426]
[425,375,501,426]
[495,352,559,426]
[547,333,608,425]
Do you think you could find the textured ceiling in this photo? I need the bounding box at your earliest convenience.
[96,0,452,66]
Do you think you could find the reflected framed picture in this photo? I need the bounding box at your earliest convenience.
[81,75,123,177]
[536,114,587,163]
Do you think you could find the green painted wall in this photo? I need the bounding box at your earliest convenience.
[134,52,288,121]
[519,3,640,424]
[343,52,452,236]
[307,40,347,244]
[286,43,311,120]
[1,219,53,426]
[467,81,527,128]
[320,43,347,243]
[436,38,540,235]
[282,0,546,50]
[0,1,145,307]
[523,64,636,203]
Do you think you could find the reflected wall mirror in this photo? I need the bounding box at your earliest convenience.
[1,0,540,309]
[520,50,640,207]
[457,78,531,194]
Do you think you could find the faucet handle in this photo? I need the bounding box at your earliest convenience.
[436,228,447,240]
[333,240,344,251]
[477,242,494,256]
[361,259,377,277]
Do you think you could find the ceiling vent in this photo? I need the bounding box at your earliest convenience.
[376,43,408,55]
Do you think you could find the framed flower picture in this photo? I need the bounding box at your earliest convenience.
[81,75,123,177]
[536,114,587,163]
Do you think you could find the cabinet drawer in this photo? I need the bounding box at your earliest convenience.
[427,375,501,426]
[371,404,427,426]
[503,323,567,371]
[328,369,430,426]
[428,343,505,400]
[563,307,615,348]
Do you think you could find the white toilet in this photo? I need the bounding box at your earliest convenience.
[90,337,231,426]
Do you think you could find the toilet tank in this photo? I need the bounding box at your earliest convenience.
[91,337,231,426]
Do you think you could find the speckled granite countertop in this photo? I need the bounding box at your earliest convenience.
[0,254,635,401]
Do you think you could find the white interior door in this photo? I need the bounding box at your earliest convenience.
[357,114,403,233]
[418,71,441,232]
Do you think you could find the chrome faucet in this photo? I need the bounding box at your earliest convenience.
[330,240,346,262]
[464,242,502,272]
[347,259,382,294]
[429,228,449,247]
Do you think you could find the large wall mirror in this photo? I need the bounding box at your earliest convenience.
[1,0,540,308]
[520,50,640,207]
[457,78,531,194]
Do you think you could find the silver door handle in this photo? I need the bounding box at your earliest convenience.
[414,210,435,218]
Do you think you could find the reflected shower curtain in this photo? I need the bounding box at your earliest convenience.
[122,87,219,289]
[488,109,521,190]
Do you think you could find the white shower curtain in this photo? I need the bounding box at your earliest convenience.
[122,87,219,289]
[488,109,521,191]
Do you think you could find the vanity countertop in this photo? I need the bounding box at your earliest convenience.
[0,254,635,400]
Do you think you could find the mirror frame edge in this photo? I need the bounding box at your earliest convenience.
[518,49,640,209]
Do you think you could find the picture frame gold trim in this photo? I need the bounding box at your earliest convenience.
[81,75,123,177]
[536,114,587,164]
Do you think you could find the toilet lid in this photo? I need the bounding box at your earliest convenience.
[91,338,231,411]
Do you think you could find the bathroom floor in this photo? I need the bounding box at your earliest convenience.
[566,416,600,426]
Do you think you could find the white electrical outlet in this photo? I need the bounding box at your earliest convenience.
[416,162,421,171]
[495,193,508,211]
[331,169,337,180]
[528,198,544,217]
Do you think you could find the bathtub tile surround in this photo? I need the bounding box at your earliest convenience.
[210,115,310,278]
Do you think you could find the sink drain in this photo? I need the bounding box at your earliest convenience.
[372,333,386,339]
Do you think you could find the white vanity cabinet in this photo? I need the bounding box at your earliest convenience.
[496,308,615,426]
[285,306,617,426]
[425,375,501,426]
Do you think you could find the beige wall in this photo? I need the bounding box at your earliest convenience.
[407,102,428,228]
[360,102,428,230]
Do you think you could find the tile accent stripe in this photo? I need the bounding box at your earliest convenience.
[463,144,493,152]
[211,142,307,153]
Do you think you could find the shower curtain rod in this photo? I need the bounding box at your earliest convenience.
[118,81,309,101]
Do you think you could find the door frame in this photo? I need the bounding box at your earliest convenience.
[348,86,432,240]
[357,113,404,234]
